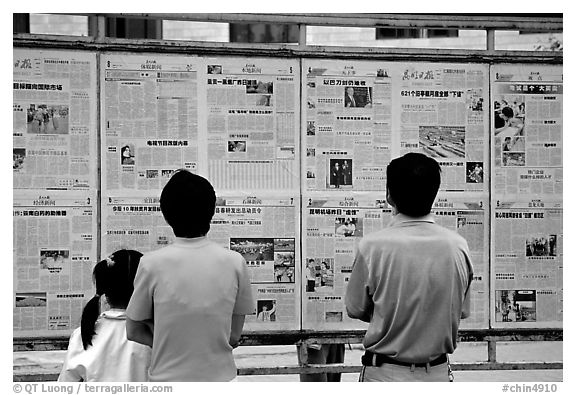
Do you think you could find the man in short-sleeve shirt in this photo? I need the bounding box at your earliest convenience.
[345,153,473,382]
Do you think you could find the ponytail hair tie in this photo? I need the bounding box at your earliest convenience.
[105,255,115,267]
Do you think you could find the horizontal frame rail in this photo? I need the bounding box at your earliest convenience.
[69,13,563,32]
[14,329,563,351]
[13,35,563,64]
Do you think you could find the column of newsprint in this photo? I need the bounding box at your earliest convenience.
[99,53,204,342]
[202,57,301,329]
[491,65,563,327]
[13,49,98,337]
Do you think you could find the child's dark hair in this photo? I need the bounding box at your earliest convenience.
[160,169,216,237]
[80,249,143,350]
[386,152,441,217]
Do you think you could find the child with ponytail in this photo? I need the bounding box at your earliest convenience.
[59,249,151,382]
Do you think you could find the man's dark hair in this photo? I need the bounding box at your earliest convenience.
[160,169,216,237]
[386,153,441,217]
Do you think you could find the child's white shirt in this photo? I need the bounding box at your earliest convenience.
[58,309,151,382]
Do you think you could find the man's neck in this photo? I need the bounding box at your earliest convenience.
[394,211,432,219]
[175,233,206,239]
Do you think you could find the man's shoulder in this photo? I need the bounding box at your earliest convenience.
[362,224,415,240]
[198,242,246,269]
[215,244,245,262]
[431,223,469,244]
[141,244,174,261]
[141,243,245,274]
[145,241,242,259]
[358,228,399,249]
[360,221,468,247]
[138,244,187,269]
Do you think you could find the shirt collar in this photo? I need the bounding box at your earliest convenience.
[100,309,127,320]
[173,235,209,247]
[389,212,435,227]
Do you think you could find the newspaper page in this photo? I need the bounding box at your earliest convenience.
[102,194,300,330]
[13,49,97,190]
[491,65,563,197]
[209,195,300,330]
[395,63,489,192]
[491,65,562,329]
[303,60,392,191]
[302,194,388,330]
[101,54,200,193]
[101,195,174,256]
[492,199,562,328]
[203,57,299,191]
[431,194,489,328]
[303,60,489,192]
[302,193,488,330]
[13,191,97,336]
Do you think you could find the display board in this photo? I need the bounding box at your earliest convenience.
[13,191,97,336]
[302,193,386,330]
[211,195,300,330]
[98,54,301,331]
[202,57,300,192]
[302,60,489,193]
[101,53,201,193]
[13,49,98,190]
[301,193,489,330]
[301,59,491,328]
[490,65,563,328]
[13,49,98,336]
[13,49,562,340]
[101,193,301,331]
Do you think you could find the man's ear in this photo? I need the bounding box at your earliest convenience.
[386,188,397,214]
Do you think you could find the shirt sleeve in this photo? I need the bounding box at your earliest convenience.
[233,256,256,315]
[460,239,474,291]
[345,244,374,322]
[58,329,85,382]
[126,258,154,322]
[460,241,474,319]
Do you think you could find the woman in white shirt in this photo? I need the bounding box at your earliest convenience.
[59,249,151,382]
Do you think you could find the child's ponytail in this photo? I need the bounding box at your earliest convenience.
[80,294,102,350]
[80,257,109,350]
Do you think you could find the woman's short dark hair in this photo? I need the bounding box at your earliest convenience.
[386,153,441,217]
[160,169,216,237]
